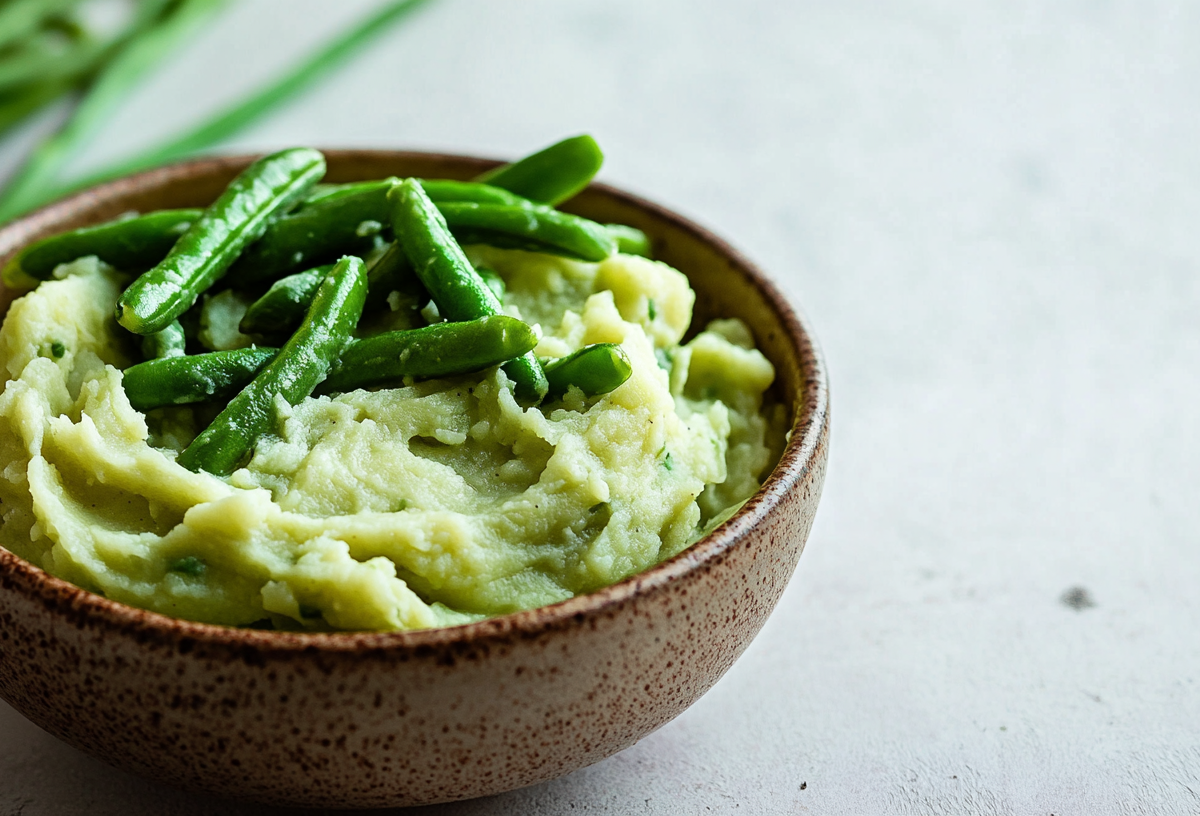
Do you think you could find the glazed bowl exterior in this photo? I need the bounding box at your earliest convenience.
[0,151,829,808]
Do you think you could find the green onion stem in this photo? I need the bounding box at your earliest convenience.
[0,0,228,223]
[27,0,434,214]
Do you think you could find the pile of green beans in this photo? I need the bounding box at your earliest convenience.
[10,138,649,476]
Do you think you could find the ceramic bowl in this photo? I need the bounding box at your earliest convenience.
[0,151,829,808]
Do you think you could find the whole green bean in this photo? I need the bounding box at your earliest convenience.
[321,316,537,393]
[238,265,331,335]
[140,320,187,360]
[230,178,529,284]
[115,147,325,335]
[475,135,604,206]
[442,202,616,262]
[125,315,536,407]
[2,208,202,289]
[389,179,548,403]
[176,256,367,476]
[123,346,276,411]
[606,224,652,257]
[543,343,632,398]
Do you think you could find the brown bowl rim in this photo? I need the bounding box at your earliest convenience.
[0,149,829,654]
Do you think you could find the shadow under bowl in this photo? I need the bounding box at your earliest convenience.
[0,151,829,808]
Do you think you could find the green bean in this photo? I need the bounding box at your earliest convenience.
[475,135,604,206]
[177,256,367,476]
[364,240,423,309]
[606,224,652,257]
[126,315,536,407]
[301,178,526,209]
[238,265,329,335]
[2,208,202,289]
[442,202,616,262]
[321,316,537,393]
[230,178,528,284]
[239,241,426,335]
[140,320,187,360]
[422,180,528,206]
[123,346,276,411]
[47,0,434,206]
[0,0,229,223]
[228,181,392,286]
[543,343,632,399]
[389,178,548,403]
[300,183,348,207]
[115,148,326,335]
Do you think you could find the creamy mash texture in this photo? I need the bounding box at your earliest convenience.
[0,248,785,630]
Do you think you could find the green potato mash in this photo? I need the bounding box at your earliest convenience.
[0,247,785,631]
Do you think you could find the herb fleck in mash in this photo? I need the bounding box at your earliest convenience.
[0,140,785,631]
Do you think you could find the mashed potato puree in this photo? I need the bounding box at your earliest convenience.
[0,247,785,631]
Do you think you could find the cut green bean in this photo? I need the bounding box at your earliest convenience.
[231,178,529,284]
[606,224,652,257]
[176,256,367,476]
[140,320,187,360]
[543,343,632,398]
[115,148,326,335]
[365,240,423,309]
[321,316,538,393]
[2,208,202,289]
[0,0,229,223]
[441,202,616,262]
[126,315,536,407]
[475,135,604,206]
[123,346,276,411]
[45,0,434,207]
[389,178,548,403]
[238,265,330,335]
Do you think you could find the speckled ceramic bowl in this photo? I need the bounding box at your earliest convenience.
[0,151,829,808]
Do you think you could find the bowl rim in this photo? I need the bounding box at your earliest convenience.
[0,149,829,654]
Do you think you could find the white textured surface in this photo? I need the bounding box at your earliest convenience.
[3,0,1200,812]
